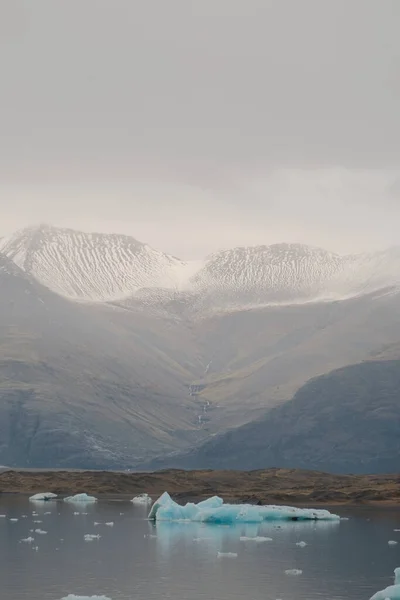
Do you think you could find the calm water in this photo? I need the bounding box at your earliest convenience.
[0,497,399,600]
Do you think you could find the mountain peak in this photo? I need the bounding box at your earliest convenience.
[0,225,183,301]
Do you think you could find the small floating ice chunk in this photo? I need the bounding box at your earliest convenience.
[285,569,303,576]
[217,552,238,558]
[296,541,307,547]
[33,520,43,523]
[0,515,6,518]
[389,540,398,546]
[131,493,152,505]
[84,534,101,542]
[240,536,273,543]
[20,537,35,543]
[9,518,18,522]
[29,492,57,501]
[105,522,114,527]
[148,492,340,523]
[370,566,400,599]
[35,529,47,535]
[61,594,111,600]
[64,493,97,504]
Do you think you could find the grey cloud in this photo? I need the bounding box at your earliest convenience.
[0,1,399,257]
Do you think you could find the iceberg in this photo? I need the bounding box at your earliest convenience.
[29,492,57,501]
[370,567,400,599]
[148,492,340,524]
[64,493,97,504]
[131,493,152,505]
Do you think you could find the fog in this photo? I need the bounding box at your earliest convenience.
[1,1,399,258]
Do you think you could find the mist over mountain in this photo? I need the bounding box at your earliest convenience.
[1,224,400,471]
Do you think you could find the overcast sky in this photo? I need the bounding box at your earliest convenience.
[1,0,400,258]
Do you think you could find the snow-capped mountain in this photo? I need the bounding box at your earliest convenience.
[2,224,400,311]
[0,225,187,301]
[194,244,344,304]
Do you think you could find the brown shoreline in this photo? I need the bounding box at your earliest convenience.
[1,468,400,506]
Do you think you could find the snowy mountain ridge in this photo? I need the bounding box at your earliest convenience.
[1,224,400,309]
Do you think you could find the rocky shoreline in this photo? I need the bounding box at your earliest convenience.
[1,468,400,505]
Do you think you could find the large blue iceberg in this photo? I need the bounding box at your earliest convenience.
[148,492,340,523]
[370,567,400,599]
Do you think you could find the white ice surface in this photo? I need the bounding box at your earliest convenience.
[29,492,57,501]
[64,494,97,504]
[60,596,112,600]
[131,493,152,505]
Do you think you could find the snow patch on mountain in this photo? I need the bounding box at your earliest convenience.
[0,225,189,301]
[2,225,400,313]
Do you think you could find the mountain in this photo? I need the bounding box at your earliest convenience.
[2,224,400,470]
[4,225,400,313]
[145,354,400,474]
[0,224,187,301]
[0,255,209,468]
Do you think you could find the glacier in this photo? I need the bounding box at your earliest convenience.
[148,492,340,523]
[370,567,400,599]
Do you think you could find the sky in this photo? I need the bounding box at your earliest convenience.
[0,0,400,258]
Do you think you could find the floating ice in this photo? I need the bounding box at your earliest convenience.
[240,536,273,543]
[105,522,114,527]
[148,492,340,524]
[131,493,152,505]
[217,552,238,558]
[29,492,57,501]
[370,567,400,599]
[60,596,112,600]
[285,569,303,576]
[9,518,18,522]
[20,537,35,543]
[0,515,5,518]
[64,494,97,504]
[389,541,398,546]
[84,534,101,541]
[35,529,47,535]
[296,541,307,547]
[33,520,43,523]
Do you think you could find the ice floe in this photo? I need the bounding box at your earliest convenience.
[389,540,398,546]
[217,552,238,558]
[148,492,340,523]
[131,493,152,505]
[29,492,57,501]
[64,494,97,504]
[60,596,112,600]
[20,537,35,543]
[84,534,101,542]
[296,541,307,547]
[240,536,273,543]
[370,567,400,599]
[35,529,47,535]
[285,569,303,576]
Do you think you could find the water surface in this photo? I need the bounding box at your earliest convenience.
[1,497,399,600]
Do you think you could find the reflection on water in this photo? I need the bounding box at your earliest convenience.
[152,517,341,556]
[0,496,399,600]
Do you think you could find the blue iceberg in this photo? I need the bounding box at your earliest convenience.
[370,567,400,599]
[148,492,340,523]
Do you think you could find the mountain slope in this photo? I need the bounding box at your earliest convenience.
[0,256,209,468]
[0,224,186,301]
[148,355,400,474]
